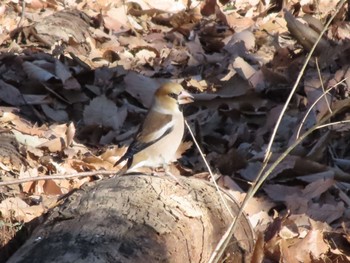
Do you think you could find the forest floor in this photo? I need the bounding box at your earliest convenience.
[1,0,350,262]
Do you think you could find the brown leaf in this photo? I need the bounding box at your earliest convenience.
[123,72,164,107]
[287,222,329,262]
[0,197,43,222]
[83,95,127,130]
[307,202,345,224]
[304,77,332,122]
[43,179,63,195]
[55,60,81,90]
[219,11,254,32]
[41,104,69,122]
[301,177,334,200]
[0,131,25,171]
[12,130,47,148]
[0,80,24,106]
[22,61,57,82]
[284,9,331,56]
[38,137,66,152]
[232,56,256,80]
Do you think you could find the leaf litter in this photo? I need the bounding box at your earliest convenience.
[1,0,350,261]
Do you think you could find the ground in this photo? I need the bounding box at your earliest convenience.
[1,0,350,262]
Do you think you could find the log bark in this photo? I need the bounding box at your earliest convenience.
[7,175,254,263]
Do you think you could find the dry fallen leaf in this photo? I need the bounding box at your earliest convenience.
[0,80,24,106]
[83,95,127,130]
[1,0,350,261]
[286,221,329,262]
[22,61,57,82]
[0,197,44,222]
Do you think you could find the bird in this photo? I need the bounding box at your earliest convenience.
[114,82,193,176]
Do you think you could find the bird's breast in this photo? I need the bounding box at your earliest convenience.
[134,113,184,168]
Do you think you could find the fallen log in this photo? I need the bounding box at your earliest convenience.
[7,175,254,263]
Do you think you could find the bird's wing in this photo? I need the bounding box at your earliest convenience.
[114,111,173,167]
[136,110,174,143]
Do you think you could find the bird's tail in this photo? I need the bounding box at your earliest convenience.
[114,163,128,177]
[114,155,126,167]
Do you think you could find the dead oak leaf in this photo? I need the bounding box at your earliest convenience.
[0,80,24,106]
[22,61,58,82]
[83,95,127,130]
[0,197,43,222]
[286,222,329,262]
[123,71,164,108]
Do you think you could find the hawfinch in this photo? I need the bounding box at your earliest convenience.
[115,82,193,175]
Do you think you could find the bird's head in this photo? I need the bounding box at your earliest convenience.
[153,83,193,113]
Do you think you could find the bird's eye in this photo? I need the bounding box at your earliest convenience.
[168,92,178,99]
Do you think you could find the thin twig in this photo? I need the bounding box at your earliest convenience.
[16,0,26,28]
[315,119,350,130]
[0,170,116,187]
[315,57,332,113]
[296,78,347,139]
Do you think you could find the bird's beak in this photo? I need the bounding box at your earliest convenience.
[178,90,194,105]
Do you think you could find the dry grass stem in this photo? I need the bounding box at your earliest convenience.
[208,2,347,262]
